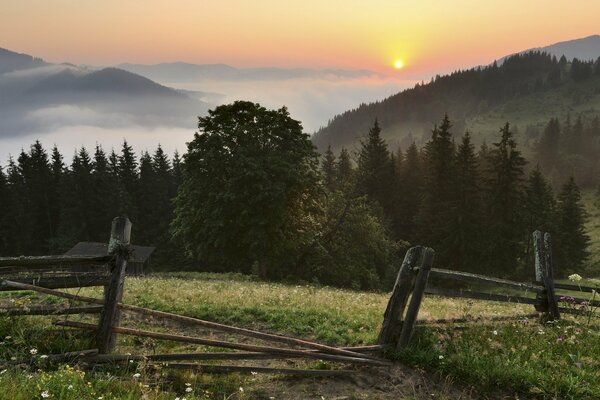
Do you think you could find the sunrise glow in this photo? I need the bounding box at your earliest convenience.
[394,59,405,69]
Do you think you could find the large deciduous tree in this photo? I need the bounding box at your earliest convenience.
[172,101,322,279]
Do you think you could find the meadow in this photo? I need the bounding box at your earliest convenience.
[1,196,600,399]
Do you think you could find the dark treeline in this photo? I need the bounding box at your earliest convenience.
[0,141,184,265]
[535,114,600,188]
[324,115,590,280]
[314,51,600,150]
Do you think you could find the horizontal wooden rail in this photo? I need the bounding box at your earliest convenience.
[0,255,113,267]
[152,363,355,376]
[86,345,384,363]
[55,320,390,366]
[0,305,103,316]
[429,268,543,293]
[554,282,600,294]
[1,280,381,362]
[425,287,538,305]
[0,276,110,291]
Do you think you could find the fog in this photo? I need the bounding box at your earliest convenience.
[0,70,413,163]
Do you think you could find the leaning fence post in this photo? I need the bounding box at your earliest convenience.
[533,230,544,285]
[397,247,435,349]
[543,233,560,321]
[97,217,132,354]
[377,246,423,346]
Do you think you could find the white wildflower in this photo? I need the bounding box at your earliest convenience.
[438,355,444,359]
[185,387,193,393]
[30,348,38,355]
[239,387,244,392]
[39,355,49,359]
[41,391,50,398]
[133,373,141,378]
[492,330,498,336]
[251,371,258,375]
[568,274,583,282]
[0,369,6,375]
[67,385,73,390]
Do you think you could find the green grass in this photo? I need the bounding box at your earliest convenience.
[1,273,599,399]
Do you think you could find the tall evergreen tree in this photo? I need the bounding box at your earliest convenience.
[555,176,590,276]
[396,142,422,243]
[484,123,527,276]
[416,114,456,260]
[523,167,556,264]
[321,145,337,192]
[336,147,354,191]
[117,140,139,221]
[446,133,482,272]
[355,119,396,222]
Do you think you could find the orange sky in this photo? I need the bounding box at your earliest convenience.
[2,0,599,77]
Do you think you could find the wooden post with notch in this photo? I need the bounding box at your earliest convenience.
[97,217,132,353]
[377,246,423,346]
[397,247,435,349]
[543,232,560,321]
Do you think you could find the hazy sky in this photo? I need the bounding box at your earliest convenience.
[3,0,600,76]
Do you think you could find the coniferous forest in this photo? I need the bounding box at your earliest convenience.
[0,109,592,288]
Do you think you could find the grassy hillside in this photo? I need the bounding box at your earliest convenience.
[1,273,599,399]
[313,52,600,152]
[583,191,600,275]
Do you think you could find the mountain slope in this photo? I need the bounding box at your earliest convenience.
[0,47,48,74]
[522,35,600,61]
[313,50,600,152]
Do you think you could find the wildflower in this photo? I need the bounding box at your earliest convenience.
[438,355,444,360]
[4,336,11,340]
[251,371,258,375]
[41,391,50,398]
[556,336,565,344]
[67,385,73,390]
[0,369,6,375]
[39,355,48,359]
[185,387,193,393]
[98,397,104,400]
[492,330,498,336]
[133,373,141,378]
[30,348,38,355]
[568,274,583,282]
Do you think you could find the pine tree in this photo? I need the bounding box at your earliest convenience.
[137,151,155,246]
[0,167,9,254]
[555,176,590,276]
[484,123,527,276]
[117,140,139,221]
[416,114,456,260]
[336,147,353,191]
[321,145,337,192]
[523,167,556,264]
[355,119,396,221]
[90,145,117,240]
[396,142,422,243]
[446,133,482,272]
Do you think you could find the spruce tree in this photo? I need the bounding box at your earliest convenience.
[396,142,422,243]
[416,114,456,261]
[90,145,117,240]
[555,176,590,276]
[484,123,527,277]
[446,133,482,272]
[321,145,337,192]
[523,167,556,264]
[117,140,139,221]
[336,147,354,191]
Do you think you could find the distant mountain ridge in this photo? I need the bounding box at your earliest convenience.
[508,35,600,62]
[312,36,600,152]
[0,47,208,138]
[117,62,384,83]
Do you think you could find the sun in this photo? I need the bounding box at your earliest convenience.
[393,59,404,69]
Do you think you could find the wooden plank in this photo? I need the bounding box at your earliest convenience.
[55,320,391,366]
[0,255,112,267]
[0,264,110,275]
[429,268,542,293]
[0,305,103,316]
[544,233,560,321]
[155,363,355,376]
[86,345,383,363]
[1,280,379,362]
[377,246,422,345]
[0,276,109,291]
[398,247,434,349]
[554,282,600,293]
[97,216,132,354]
[533,230,544,283]
[416,313,539,325]
[425,287,538,305]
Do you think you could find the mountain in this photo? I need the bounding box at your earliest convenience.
[117,62,383,83]
[0,48,48,74]
[509,35,600,62]
[312,40,600,153]
[0,48,209,138]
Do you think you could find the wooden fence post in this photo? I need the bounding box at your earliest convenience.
[397,247,435,349]
[543,233,560,321]
[97,217,132,354]
[533,230,544,284]
[377,246,423,346]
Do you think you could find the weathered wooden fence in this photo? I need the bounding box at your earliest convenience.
[1,216,390,375]
[377,230,600,350]
[0,216,132,354]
